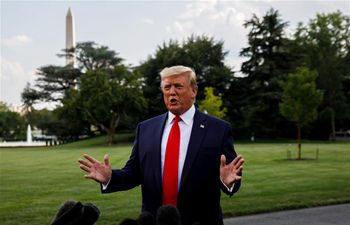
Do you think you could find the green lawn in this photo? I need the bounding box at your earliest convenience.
[0,138,349,225]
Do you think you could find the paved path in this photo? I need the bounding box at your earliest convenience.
[224,203,350,225]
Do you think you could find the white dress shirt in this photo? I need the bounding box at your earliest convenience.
[161,104,195,190]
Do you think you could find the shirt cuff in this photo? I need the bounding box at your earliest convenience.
[220,177,235,192]
[101,177,111,190]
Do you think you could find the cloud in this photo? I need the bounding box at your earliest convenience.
[2,35,32,47]
[166,0,254,37]
[143,18,154,25]
[0,57,26,80]
[0,57,37,105]
[175,21,194,32]
[166,20,194,35]
[211,7,240,25]
[181,0,217,19]
[163,0,262,72]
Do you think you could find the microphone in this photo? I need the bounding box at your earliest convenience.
[137,211,154,225]
[156,205,181,225]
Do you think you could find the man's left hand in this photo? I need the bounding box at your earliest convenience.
[220,154,244,188]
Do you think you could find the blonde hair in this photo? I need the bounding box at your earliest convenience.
[160,65,198,90]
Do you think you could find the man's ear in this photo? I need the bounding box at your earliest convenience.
[192,88,198,99]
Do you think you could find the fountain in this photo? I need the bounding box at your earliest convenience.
[27,124,32,144]
[0,124,47,147]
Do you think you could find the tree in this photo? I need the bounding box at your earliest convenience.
[21,66,81,106]
[21,41,125,140]
[139,35,233,118]
[198,87,227,119]
[224,77,251,139]
[279,67,323,159]
[22,41,123,107]
[53,107,92,141]
[24,108,66,136]
[0,102,26,140]
[294,11,350,140]
[62,65,147,145]
[0,101,9,111]
[21,83,41,111]
[20,66,87,140]
[59,41,123,72]
[240,8,295,138]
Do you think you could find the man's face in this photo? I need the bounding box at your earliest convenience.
[162,72,197,115]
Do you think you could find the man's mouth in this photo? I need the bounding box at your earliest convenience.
[170,98,178,104]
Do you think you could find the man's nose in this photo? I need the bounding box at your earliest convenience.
[169,86,177,95]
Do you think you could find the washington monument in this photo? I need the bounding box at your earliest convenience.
[66,8,76,67]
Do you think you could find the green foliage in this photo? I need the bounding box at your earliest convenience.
[279,67,324,125]
[21,42,129,140]
[279,67,324,159]
[294,11,350,140]
[21,83,41,108]
[0,101,9,112]
[25,109,63,136]
[239,8,295,138]
[54,104,92,141]
[59,41,123,72]
[0,110,26,140]
[20,65,87,140]
[0,102,26,140]
[223,77,251,139]
[21,66,81,105]
[22,41,123,107]
[61,65,147,144]
[198,87,227,119]
[139,35,233,118]
[240,8,291,80]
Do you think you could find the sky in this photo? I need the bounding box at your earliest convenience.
[1,0,349,110]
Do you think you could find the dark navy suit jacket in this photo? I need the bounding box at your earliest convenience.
[102,108,241,225]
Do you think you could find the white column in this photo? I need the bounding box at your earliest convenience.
[66,8,76,67]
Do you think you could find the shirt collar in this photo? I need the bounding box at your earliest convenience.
[167,104,195,126]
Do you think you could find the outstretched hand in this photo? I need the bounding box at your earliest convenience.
[78,154,112,185]
[220,154,244,188]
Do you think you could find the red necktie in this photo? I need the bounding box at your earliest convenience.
[162,115,181,206]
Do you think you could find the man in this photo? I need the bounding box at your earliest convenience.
[78,65,244,225]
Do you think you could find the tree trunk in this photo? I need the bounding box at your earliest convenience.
[297,120,302,160]
[330,108,336,141]
[106,114,120,146]
[107,129,116,146]
[80,107,119,145]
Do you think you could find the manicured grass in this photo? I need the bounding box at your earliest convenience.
[221,142,350,216]
[0,139,349,225]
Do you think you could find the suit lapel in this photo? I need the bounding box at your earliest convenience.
[154,112,168,195]
[179,109,207,189]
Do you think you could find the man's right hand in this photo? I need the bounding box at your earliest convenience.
[78,154,112,185]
